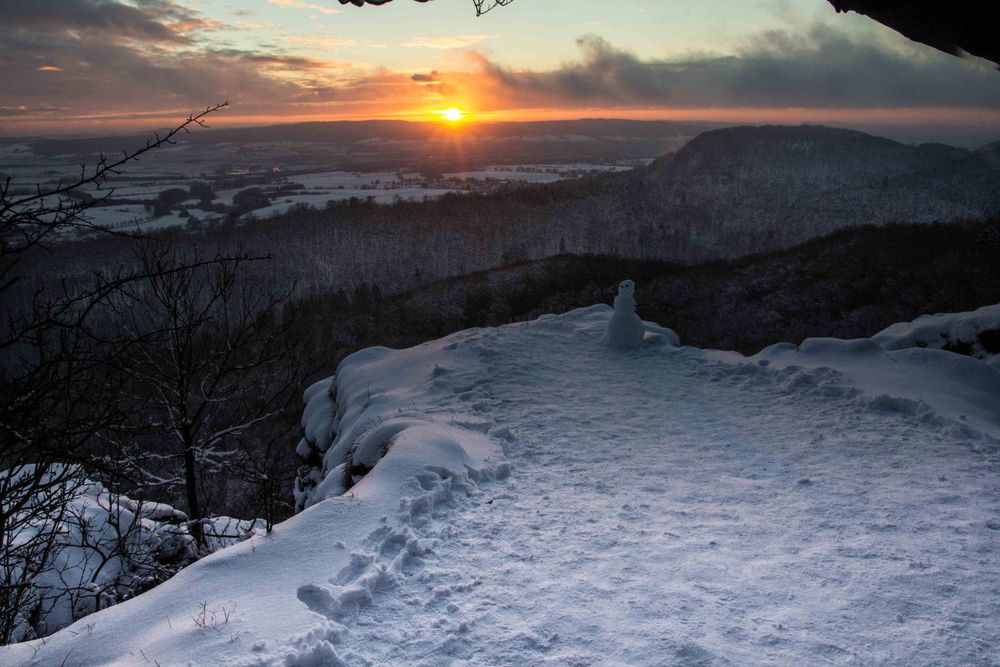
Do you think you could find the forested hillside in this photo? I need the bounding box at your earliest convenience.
[12,125,998,319]
[288,219,1000,372]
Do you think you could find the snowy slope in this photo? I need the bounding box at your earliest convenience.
[3,305,999,666]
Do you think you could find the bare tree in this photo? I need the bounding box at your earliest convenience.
[103,240,301,547]
[230,420,301,532]
[0,103,228,643]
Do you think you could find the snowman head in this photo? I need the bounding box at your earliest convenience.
[618,279,635,298]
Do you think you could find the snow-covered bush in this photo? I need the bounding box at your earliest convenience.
[0,465,262,643]
[293,376,338,511]
[872,304,1000,369]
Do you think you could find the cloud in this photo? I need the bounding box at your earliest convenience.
[233,22,278,31]
[0,0,216,44]
[0,104,67,116]
[211,49,346,71]
[268,0,340,14]
[287,35,357,49]
[462,29,1000,109]
[0,1,448,131]
[1,5,997,135]
[0,1,358,120]
[401,35,497,49]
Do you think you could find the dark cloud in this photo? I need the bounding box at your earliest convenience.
[471,27,1000,109]
[0,105,68,117]
[210,50,335,71]
[0,1,452,128]
[0,0,353,121]
[411,72,439,82]
[0,0,208,44]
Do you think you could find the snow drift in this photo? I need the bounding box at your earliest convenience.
[871,303,1000,369]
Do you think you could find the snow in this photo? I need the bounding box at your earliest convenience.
[77,204,148,228]
[0,468,261,642]
[3,304,999,665]
[141,209,218,230]
[601,279,649,350]
[79,206,224,231]
[744,337,1000,445]
[98,183,189,199]
[295,338,504,510]
[871,303,1000,369]
[292,171,400,190]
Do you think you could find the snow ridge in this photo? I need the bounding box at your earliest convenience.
[285,331,513,664]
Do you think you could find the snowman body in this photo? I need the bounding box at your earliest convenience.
[602,279,645,350]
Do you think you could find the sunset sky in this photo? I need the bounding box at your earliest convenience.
[2,0,999,136]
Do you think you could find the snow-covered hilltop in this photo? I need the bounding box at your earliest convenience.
[3,303,999,666]
[632,125,1000,261]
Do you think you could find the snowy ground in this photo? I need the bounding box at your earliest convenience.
[4,160,639,237]
[3,305,999,665]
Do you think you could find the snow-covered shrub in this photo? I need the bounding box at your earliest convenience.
[872,304,1000,369]
[294,376,338,511]
[0,465,262,643]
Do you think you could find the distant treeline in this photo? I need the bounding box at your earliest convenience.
[287,219,1000,384]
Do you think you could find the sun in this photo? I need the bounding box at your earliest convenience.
[438,107,465,122]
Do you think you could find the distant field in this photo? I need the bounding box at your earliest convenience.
[4,142,649,234]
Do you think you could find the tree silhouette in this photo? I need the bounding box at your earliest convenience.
[0,104,229,643]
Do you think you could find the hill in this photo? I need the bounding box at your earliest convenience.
[592,124,1000,262]
[8,124,998,307]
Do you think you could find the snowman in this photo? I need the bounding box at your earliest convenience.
[602,279,646,350]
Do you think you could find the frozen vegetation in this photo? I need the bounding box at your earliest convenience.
[872,303,1000,369]
[1,467,263,643]
[4,298,999,665]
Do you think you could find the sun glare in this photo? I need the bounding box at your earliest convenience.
[439,107,465,122]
